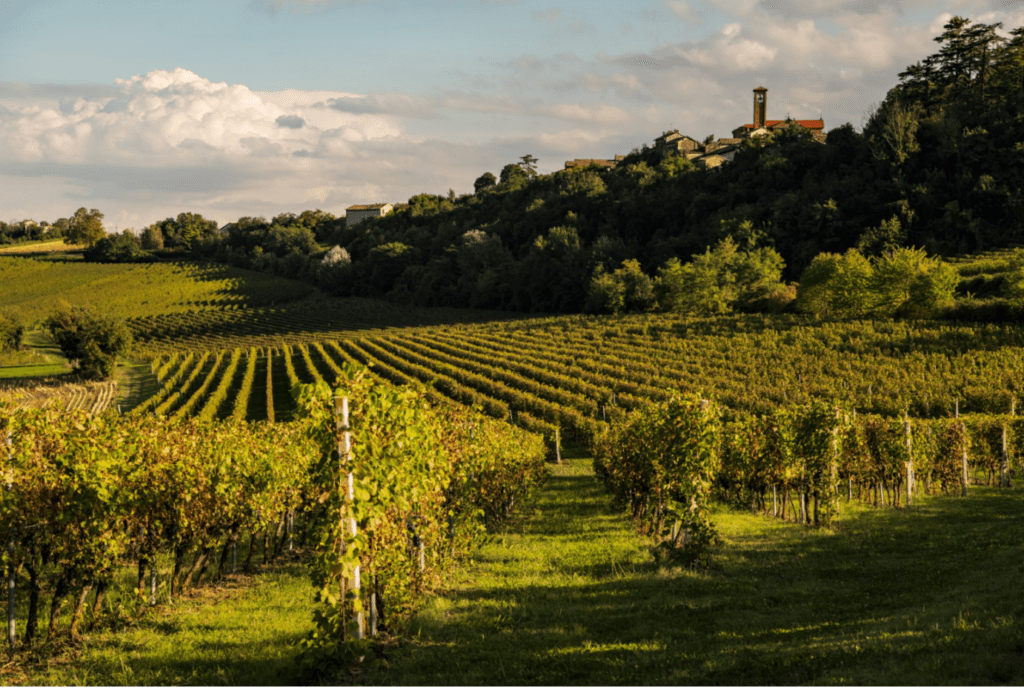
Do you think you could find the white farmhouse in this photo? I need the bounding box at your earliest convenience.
[346,203,393,226]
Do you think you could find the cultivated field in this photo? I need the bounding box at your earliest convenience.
[0,377,119,414]
[3,253,1023,686]
[0,240,85,255]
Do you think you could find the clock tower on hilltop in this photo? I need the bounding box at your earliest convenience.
[753,86,767,130]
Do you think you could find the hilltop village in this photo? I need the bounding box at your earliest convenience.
[346,87,826,221]
[565,86,825,171]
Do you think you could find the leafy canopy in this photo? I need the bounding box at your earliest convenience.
[43,306,133,379]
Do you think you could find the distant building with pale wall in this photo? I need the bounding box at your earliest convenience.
[346,203,393,225]
[563,156,625,170]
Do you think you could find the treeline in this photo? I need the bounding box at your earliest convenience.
[56,16,1024,319]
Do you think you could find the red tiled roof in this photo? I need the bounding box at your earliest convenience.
[738,119,824,130]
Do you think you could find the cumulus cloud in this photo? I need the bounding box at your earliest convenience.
[0,67,649,226]
[275,114,305,129]
[0,68,410,223]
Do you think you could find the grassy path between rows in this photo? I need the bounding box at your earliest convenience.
[18,453,1024,685]
[371,456,1024,685]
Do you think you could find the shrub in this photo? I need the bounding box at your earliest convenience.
[0,311,23,352]
[43,306,133,379]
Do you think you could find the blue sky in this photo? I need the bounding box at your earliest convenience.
[1,0,1022,229]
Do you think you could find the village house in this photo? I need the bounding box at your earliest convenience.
[654,131,702,156]
[658,87,826,169]
[346,203,393,226]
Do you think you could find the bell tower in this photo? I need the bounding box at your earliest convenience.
[753,86,767,129]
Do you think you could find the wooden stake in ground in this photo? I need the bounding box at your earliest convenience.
[1001,424,1010,488]
[555,428,562,465]
[6,432,16,652]
[961,421,969,498]
[335,396,364,641]
[369,574,378,637]
[904,419,913,507]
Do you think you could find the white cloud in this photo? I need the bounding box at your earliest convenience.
[0,67,651,225]
[0,68,394,169]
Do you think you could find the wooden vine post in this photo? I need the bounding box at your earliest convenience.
[335,397,364,641]
[5,432,15,652]
[955,400,968,497]
[1002,398,1015,488]
[1000,424,1010,488]
[555,428,562,465]
[904,418,913,507]
[150,562,157,606]
[960,423,969,498]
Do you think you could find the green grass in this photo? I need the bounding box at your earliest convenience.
[11,453,1024,686]
[16,562,313,687]
[0,363,71,380]
[0,331,71,380]
[113,359,160,412]
[371,454,1024,685]
[0,257,314,326]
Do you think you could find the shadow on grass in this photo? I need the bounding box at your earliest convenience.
[375,460,1024,686]
[20,561,315,687]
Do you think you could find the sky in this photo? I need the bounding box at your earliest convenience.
[1,0,1023,230]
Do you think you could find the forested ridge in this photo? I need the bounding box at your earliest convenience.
[9,16,1024,318]
[196,16,1022,314]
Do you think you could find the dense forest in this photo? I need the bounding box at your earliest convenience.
[13,17,1024,317]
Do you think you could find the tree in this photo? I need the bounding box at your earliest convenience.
[474,172,497,193]
[84,230,148,263]
[872,246,958,317]
[857,216,906,256]
[317,245,353,293]
[154,212,219,250]
[733,244,789,311]
[141,224,165,250]
[499,163,528,187]
[0,311,23,353]
[652,239,789,315]
[795,250,875,318]
[64,207,105,246]
[519,154,539,176]
[586,260,656,314]
[43,307,132,379]
[864,98,922,167]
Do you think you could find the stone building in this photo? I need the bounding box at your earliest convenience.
[345,203,393,226]
[654,131,702,156]
[731,86,825,141]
